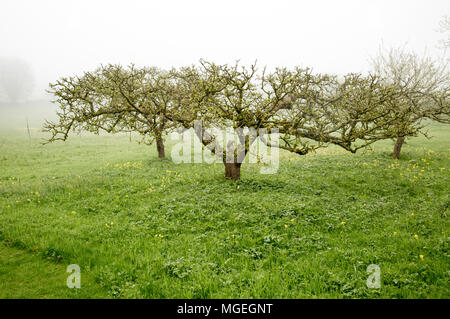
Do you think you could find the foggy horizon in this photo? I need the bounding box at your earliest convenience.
[1,0,449,100]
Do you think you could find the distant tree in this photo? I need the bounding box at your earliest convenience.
[371,46,450,159]
[44,64,177,158]
[0,57,35,103]
[437,15,450,49]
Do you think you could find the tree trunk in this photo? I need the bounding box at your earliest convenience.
[393,136,405,159]
[156,136,165,158]
[224,162,241,181]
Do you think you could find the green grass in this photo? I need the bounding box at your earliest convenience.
[0,121,448,299]
[0,243,106,298]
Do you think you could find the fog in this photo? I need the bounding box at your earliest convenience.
[0,0,449,100]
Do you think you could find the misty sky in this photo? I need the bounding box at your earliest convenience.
[1,0,449,99]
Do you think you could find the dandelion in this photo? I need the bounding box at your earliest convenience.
[414,234,419,240]
[284,224,288,229]
[394,232,398,236]
[341,221,346,226]
[411,212,415,216]
[71,211,77,215]
[290,218,295,223]
[419,254,424,260]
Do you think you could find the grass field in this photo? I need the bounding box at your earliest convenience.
[0,113,449,298]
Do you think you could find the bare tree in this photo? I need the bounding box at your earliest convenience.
[44,64,177,158]
[371,46,450,159]
[0,57,35,103]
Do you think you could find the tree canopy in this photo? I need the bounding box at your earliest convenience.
[0,57,35,103]
[45,58,449,180]
[45,64,178,158]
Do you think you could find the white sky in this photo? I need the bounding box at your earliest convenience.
[0,0,449,98]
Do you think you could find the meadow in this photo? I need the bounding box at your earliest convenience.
[0,108,449,298]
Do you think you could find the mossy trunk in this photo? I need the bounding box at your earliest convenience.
[224,162,241,181]
[156,136,165,158]
[393,136,405,159]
